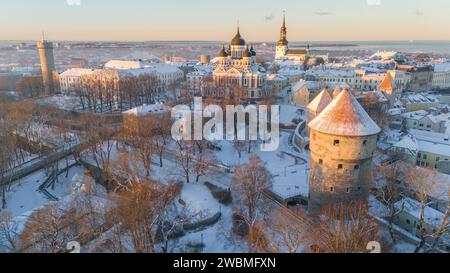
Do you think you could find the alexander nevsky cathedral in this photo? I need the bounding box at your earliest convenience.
[203,15,311,101]
[204,26,269,101]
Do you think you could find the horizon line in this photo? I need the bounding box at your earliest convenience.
[2,39,450,43]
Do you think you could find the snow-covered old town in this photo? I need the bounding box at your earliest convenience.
[0,0,449,256]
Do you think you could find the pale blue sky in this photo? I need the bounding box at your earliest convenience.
[0,0,449,41]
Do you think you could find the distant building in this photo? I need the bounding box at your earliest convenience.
[291,80,310,108]
[432,62,450,90]
[207,26,269,100]
[390,130,450,169]
[274,15,310,64]
[305,67,410,94]
[308,89,381,212]
[199,55,211,65]
[122,103,171,135]
[104,60,183,86]
[37,39,57,93]
[402,110,450,134]
[69,58,89,69]
[393,198,449,251]
[398,65,434,92]
[59,68,119,93]
[186,70,209,91]
[401,93,440,112]
[267,74,288,93]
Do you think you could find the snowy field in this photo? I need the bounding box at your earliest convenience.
[3,161,91,218]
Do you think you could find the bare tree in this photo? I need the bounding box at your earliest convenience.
[121,115,154,177]
[374,161,406,242]
[404,166,449,253]
[192,140,216,183]
[81,115,116,186]
[232,155,272,231]
[104,179,180,253]
[0,211,20,252]
[19,203,80,253]
[151,113,172,168]
[174,140,195,184]
[306,202,382,253]
[248,207,305,253]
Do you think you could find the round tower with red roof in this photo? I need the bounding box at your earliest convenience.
[307,89,381,213]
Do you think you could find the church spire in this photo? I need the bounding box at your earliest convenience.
[278,11,288,46]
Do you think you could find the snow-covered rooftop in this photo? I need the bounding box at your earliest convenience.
[307,88,332,113]
[59,68,96,77]
[434,62,450,73]
[105,60,144,70]
[308,89,381,136]
[393,129,450,157]
[123,103,171,117]
[395,197,445,227]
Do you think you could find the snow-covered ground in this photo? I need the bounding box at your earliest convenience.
[2,161,91,218]
[213,132,310,200]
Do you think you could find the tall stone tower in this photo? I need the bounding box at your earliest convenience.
[307,89,381,213]
[37,38,56,93]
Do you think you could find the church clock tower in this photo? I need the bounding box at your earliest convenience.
[275,13,288,60]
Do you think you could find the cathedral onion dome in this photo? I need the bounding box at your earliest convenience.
[218,45,228,57]
[243,46,251,58]
[308,89,381,137]
[231,27,246,46]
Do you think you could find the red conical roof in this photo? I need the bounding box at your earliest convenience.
[307,87,332,113]
[308,89,381,136]
[380,72,394,95]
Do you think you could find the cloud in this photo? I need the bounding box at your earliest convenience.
[66,0,81,6]
[415,9,424,16]
[264,13,275,22]
[313,11,332,16]
[366,0,382,6]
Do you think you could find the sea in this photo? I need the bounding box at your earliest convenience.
[1,40,450,55]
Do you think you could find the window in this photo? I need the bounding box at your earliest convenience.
[436,157,440,162]
[330,187,334,192]
[423,154,427,160]
[338,164,343,169]
[333,140,340,146]
[418,153,422,159]
[363,140,368,145]
[406,219,411,225]
[319,159,323,165]
[346,188,350,193]
[354,165,360,170]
